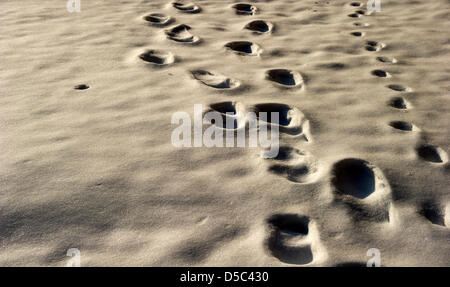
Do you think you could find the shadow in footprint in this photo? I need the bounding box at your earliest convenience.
[371,69,389,78]
[225,41,262,56]
[139,49,175,66]
[143,13,174,26]
[356,9,370,15]
[377,56,397,64]
[251,103,310,138]
[388,97,410,110]
[265,69,304,88]
[266,214,313,265]
[350,31,364,37]
[232,3,257,15]
[172,1,201,13]
[253,103,292,126]
[348,13,361,18]
[244,20,273,34]
[389,121,413,132]
[263,146,319,183]
[331,158,375,199]
[165,24,200,43]
[210,102,237,115]
[366,41,385,52]
[387,84,410,92]
[330,158,392,222]
[416,145,448,164]
[420,200,446,226]
[207,101,246,130]
[268,163,316,183]
[191,70,240,90]
[74,84,89,90]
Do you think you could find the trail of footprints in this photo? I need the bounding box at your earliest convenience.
[344,2,449,232]
[133,1,449,265]
[346,1,448,165]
